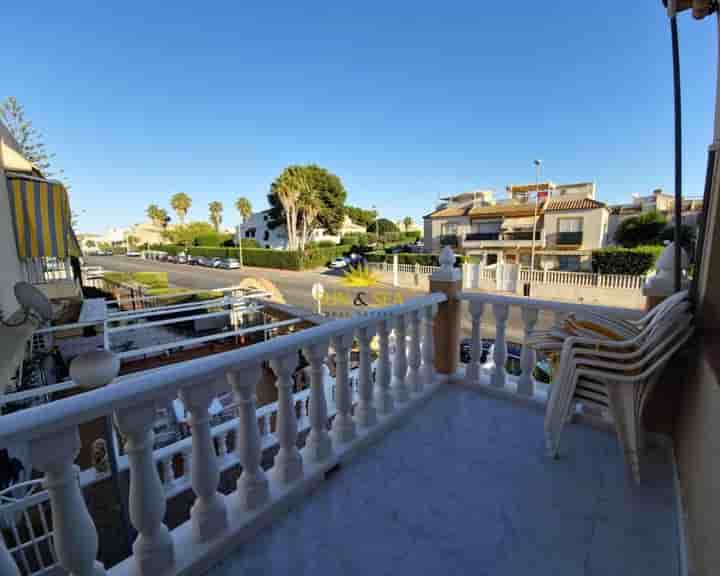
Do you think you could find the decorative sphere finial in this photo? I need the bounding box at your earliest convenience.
[70,350,120,389]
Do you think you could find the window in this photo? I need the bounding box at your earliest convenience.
[558,256,580,271]
[245,228,256,238]
[263,230,270,241]
[441,223,458,235]
[557,218,583,233]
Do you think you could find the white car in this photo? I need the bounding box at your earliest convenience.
[329,257,348,269]
[126,251,141,257]
[218,258,241,269]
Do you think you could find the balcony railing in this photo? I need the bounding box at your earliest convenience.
[502,230,541,241]
[463,231,542,243]
[553,231,583,245]
[464,232,500,241]
[439,234,459,246]
[0,293,446,576]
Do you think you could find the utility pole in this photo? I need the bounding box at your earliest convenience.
[529,159,542,297]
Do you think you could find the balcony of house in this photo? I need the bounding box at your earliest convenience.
[548,231,584,246]
[0,263,686,576]
[462,229,543,249]
[439,234,459,247]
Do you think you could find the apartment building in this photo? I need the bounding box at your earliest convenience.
[424,182,608,271]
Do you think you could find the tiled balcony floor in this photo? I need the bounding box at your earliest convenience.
[209,385,679,576]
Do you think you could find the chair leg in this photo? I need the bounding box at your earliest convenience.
[606,381,641,484]
[544,373,574,459]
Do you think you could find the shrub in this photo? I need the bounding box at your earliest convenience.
[194,232,234,247]
[341,265,379,287]
[103,271,132,285]
[341,233,369,246]
[314,240,339,248]
[364,251,464,267]
[614,211,667,247]
[592,246,663,275]
[132,272,169,289]
[404,230,421,241]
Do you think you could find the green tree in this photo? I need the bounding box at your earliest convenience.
[660,224,697,255]
[208,201,223,232]
[614,211,667,248]
[85,239,96,248]
[171,192,192,224]
[367,218,399,235]
[402,216,414,231]
[298,187,321,251]
[126,235,140,247]
[146,204,169,226]
[1,96,68,185]
[162,221,215,245]
[268,165,347,237]
[235,197,253,223]
[345,205,377,228]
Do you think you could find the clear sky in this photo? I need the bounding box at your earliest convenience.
[2,1,717,233]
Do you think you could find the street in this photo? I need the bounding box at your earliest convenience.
[87,256,555,341]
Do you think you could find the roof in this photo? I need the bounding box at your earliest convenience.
[544,198,606,211]
[425,205,471,219]
[468,203,538,219]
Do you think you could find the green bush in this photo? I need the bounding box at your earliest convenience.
[314,240,339,248]
[404,230,421,241]
[193,232,234,247]
[364,251,464,267]
[103,271,132,285]
[132,271,169,289]
[592,246,663,275]
[614,211,667,247]
[341,233,369,246]
[161,245,349,270]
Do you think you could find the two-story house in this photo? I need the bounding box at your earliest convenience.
[424,182,609,271]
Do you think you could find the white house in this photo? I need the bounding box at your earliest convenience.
[240,212,366,249]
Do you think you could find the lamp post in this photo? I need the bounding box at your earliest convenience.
[529,159,542,296]
[372,204,379,246]
[236,225,244,269]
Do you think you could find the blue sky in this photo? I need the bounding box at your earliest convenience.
[1,1,716,233]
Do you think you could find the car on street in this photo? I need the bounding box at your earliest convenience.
[191,256,211,267]
[211,258,224,268]
[177,254,188,264]
[217,258,241,269]
[328,257,348,269]
[126,251,142,257]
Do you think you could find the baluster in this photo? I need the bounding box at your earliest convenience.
[179,384,228,542]
[115,404,175,574]
[374,318,394,414]
[302,342,333,463]
[263,413,272,436]
[468,301,485,382]
[331,333,357,443]
[228,365,269,510]
[518,307,539,396]
[270,354,303,485]
[30,428,105,576]
[406,310,423,394]
[355,325,377,427]
[217,431,229,459]
[1,539,20,576]
[161,457,173,488]
[421,305,437,387]
[181,446,192,480]
[391,315,409,402]
[492,303,509,388]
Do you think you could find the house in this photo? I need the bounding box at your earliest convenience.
[240,212,366,249]
[424,182,609,271]
[607,188,704,244]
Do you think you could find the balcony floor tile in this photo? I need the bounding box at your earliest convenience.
[208,386,679,576]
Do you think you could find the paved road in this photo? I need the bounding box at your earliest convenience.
[86,256,554,341]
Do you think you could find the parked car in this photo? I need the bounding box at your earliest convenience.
[126,251,141,257]
[177,253,188,264]
[218,258,241,269]
[192,256,211,267]
[95,250,113,256]
[211,258,224,268]
[328,257,348,269]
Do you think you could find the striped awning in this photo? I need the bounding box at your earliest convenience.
[6,173,81,259]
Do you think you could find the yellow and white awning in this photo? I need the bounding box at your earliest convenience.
[6,173,81,259]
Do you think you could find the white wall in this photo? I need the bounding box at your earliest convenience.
[543,208,608,250]
[0,166,24,318]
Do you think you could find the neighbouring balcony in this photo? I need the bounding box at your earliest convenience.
[0,286,681,576]
[462,230,544,248]
[464,232,500,241]
[551,231,584,246]
[439,234,459,247]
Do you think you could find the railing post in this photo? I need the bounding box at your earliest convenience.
[374,318,394,414]
[518,307,539,396]
[492,303,509,388]
[406,310,423,394]
[421,305,437,387]
[270,354,303,485]
[391,314,409,402]
[29,428,106,576]
[302,342,334,462]
[331,333,357,443]
[467,300,485,382]
[115,404,175,576]
[228,365,269,510]
[178,382,228,542]
[392,253,399,287]
[429,247,462,376]
[1,539,20,576]
[355,325,378,427]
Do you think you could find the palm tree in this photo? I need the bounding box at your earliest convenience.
[171,192,192,224]
[235,197,252,223]
[274,171,304,250]
[298,189,320,251]
[403,216,413,231]
[208,201,223,232]
[146,204,162,225]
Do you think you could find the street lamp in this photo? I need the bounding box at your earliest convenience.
[529,159,542,296]
[372,204,379,246]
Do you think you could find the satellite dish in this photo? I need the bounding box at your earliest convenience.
[14,282,53,323]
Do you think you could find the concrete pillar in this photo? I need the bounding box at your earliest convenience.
[392,253,399,287]
[429,247,462,376]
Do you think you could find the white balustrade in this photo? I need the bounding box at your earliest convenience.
[491,303,509,388]
[30,428,105,576]
[331,333,357,443]
[355,325,377,427]
[421,305,436,388]
[115,404,175,575]
[406,310,423,394]
[374,318,394,414]
[518,307,539,396]
[468,301,485,382]
[302,342,334,462]
[391,315,409,402]
[179,382,228,542]
[270,355,304,485]
[228,365,269,510]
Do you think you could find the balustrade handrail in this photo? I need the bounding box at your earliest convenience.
[0,293,447,447]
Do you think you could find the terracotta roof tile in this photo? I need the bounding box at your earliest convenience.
[544,198,606,211]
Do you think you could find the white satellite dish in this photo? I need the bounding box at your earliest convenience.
[14,282,53,323]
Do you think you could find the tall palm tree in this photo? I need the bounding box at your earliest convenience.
[403,216,413,231]
[146,204,162,225]
[274,173,303,250]
[298,189,320,251]
[171,192,192,225]
[235,197,252,223]
[208,201,223,232]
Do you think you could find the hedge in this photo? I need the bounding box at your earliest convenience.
[167,245,349,270]
[591,246,663,275]
[132,271,169,289]
[364,251,465,267]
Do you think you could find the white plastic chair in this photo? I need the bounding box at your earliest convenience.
[0,479,63,575]
[544,294,693,483]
